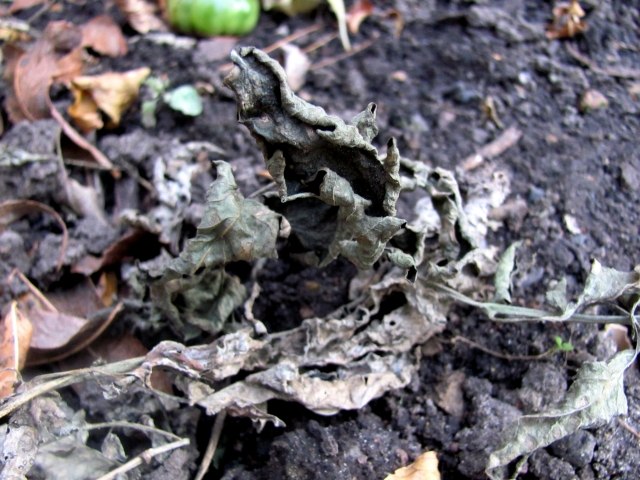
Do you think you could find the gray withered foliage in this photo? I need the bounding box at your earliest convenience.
[486,348,636,480]
[224,46,405,269]
[147,161,284,336]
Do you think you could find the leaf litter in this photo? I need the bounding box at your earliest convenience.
[0,45,639,479]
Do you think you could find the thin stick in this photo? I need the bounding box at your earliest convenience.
[96,438,190,480]
[459,126,523,172]
[617,418,640,440]
[194,410,227,480]
[449,336,554,361]
[566,43,640,79]
[426,281,633,325]
[0,357,143,419]
[85,421,183,442]
[310,36,378,71]
[218,24,323,72]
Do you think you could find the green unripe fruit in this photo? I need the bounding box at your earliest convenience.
[167,0,260,37]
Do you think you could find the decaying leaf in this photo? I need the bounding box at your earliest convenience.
[546,0,587,40]
[546,259,640,321]
[385,451,441,480]
[0,302,34,398]
[347,0,374,34]
[114,0,167,33]
[4,21,84,122]
[148,161,283,335]
[15,278,121,365]
[80,15,128,57]
[68,68,151,131]
[486,349,636,479]
[493,240,521,303]
[224,47,404,269]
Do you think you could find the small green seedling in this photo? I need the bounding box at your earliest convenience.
[142,76,203,128]
[553,335,574,352]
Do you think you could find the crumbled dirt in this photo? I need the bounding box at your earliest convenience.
[1,0,639,479]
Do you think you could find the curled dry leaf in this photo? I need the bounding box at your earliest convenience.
[13,277,121,365]
[546,0,586,40]
[114,0,167,34]
[385,451,441,480]
[68,67,151,131]
[347,0,373,34]
[4,21,84,122]
[81,15,128,57]
[0,302,34,398]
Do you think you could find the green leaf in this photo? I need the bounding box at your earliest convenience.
[164,85,203,117]
[494,241,521,303]
[486,349,636,479]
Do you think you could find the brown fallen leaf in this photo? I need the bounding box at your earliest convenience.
[68,67,151,131]
[114,0,167,34]
[9,273,121,366]
[4,20,84,122]
[81,15,128,57]
[385,451,441,480]
[347,0,374,34]
[546,0,586,40]
[0,301,34,398]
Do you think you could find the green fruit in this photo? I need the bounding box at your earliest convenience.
[167,0,260,37]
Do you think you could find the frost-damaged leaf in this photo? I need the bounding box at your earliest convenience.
[548,259,640,320]
[385,451,441,480]
[148,161,282,335]
[486,349,636,479]
[224,47,404,269]
[197,354,415,417]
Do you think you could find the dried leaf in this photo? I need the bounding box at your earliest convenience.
[546,0,587,40]
[493,240,521,303]
[4,21,84,122]
[548,259,640,320]
[486,349,636,479]
[0,302,34,398]
[81,15,128,57]
[224,47,404,269]
[17,279,121,365]
[68,68,151,131]
[347,0,374,34]
[114,0,167,33]
[385,451,441,480]
[149,161,282,334]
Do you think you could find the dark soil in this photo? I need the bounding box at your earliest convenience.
[1,1,639,479]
